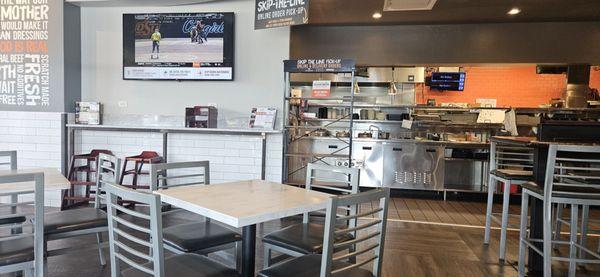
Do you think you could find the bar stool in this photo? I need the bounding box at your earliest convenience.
[119,151,163,191]
[61,149,113,210]
[518,144,600,277]
[484,140,534,262]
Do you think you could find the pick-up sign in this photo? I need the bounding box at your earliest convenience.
[255,0,309,30]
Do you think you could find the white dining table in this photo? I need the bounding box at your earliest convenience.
[154,179,333,277]
[0,167,71,194]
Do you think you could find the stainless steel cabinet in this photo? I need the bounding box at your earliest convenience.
[382,142,445,190]
[352,142,383,187]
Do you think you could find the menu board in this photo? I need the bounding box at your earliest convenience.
[0,0,51,108]
[430,72,466,91]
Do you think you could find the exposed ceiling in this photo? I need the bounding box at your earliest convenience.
[307,0,600,25]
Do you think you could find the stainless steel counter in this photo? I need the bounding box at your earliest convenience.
[287,136,488,191]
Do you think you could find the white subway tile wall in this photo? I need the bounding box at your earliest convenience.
[0,111,64,207]
[75,131,283,185]
[0,110,284,207]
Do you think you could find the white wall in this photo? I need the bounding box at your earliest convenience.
[80,0,290,118]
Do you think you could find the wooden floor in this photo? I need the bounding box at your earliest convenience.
[40,196,600,277]
[360,197,600,231]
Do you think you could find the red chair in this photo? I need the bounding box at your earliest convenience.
[119,151,163,190]
[61,149,113,210]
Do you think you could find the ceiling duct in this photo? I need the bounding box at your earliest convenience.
[383,0,438,11]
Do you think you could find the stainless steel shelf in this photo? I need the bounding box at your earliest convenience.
[285,153,349,158]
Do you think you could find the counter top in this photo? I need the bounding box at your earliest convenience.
[300,136,489,148]
[491,136,600,147]
[66,124,282,135]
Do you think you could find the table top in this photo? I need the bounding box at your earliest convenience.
[154,180,333,228]
[0,168,70,194]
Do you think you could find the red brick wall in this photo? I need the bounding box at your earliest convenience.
[416,66,600,107]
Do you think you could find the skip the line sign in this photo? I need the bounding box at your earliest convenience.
[284,59,356,73]
[255,0,309,30]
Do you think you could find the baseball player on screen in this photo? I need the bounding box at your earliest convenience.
[151,28,161,59]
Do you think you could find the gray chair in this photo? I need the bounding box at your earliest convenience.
[262,163,360,268]
[484,141,534,261]
[259,188,390,277]
[518,144,600,277]
[0,151,25,227]
[0,151,17,170]
[0,172,44,277]
[43,153,120,265]
[104,182,239,277]
[149,161,241,268]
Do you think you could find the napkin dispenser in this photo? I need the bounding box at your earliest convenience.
[185,106,218,128]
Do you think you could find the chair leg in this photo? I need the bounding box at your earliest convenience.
[543,200,553,277]
[580,205,589,259]
[518,192,529,277]
[499,180,511,262]
[553,203,564,250]
[484,176,496,244]
[96,232,106,266]
[119,160,128,185]
[263,244,272,269]
[569,204,579,277]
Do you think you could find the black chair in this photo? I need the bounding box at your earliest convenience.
[104,182,239,277]
[43,153,120,265]
[259,188,390,277]
[150,161,242,270]
[262,163,359,268]
[0,172,44,277]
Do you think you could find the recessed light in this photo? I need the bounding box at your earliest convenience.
[372,12,382,19]
[507,7,521,15]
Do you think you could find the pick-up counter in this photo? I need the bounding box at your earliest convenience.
[292,137,489,192]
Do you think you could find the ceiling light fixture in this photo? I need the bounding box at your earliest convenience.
[372,12,382,19]
[507,7,521,15]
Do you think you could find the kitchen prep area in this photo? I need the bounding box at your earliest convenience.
[1,1,600,277]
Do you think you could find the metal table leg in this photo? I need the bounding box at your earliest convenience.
[242,224,256,277]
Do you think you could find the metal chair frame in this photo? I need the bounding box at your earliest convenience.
[149,161,241,269]
[105,182,165,276]
[44,153,121,266]
[263,163,360,268]
[484,141,534,261]
[518,144,600,277]
[320,188,390,277]
[0,151,17,170]
[0,172,44,277]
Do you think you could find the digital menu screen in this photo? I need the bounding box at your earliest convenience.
[430,72,466,91]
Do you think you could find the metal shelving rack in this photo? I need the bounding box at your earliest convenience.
[282,59,357,185]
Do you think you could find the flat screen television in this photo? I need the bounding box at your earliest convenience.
[123,13,234,81]
[428,72,466,91]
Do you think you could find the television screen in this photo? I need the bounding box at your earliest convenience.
[123,13,234,81]
[429,72,466,91]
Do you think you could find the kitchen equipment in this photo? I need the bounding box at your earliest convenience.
[185,106,218,128]
[329,108,338,119]
[378,132,390,139]
[311,129,330,137]
[352,113,360,119]
[367,109,376,120]
[386,113,409,121]
[376,112,387,121]
[317,107,328,119]
[335,131,351,138]
[357,132,373,138]
[359,109,369,120]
